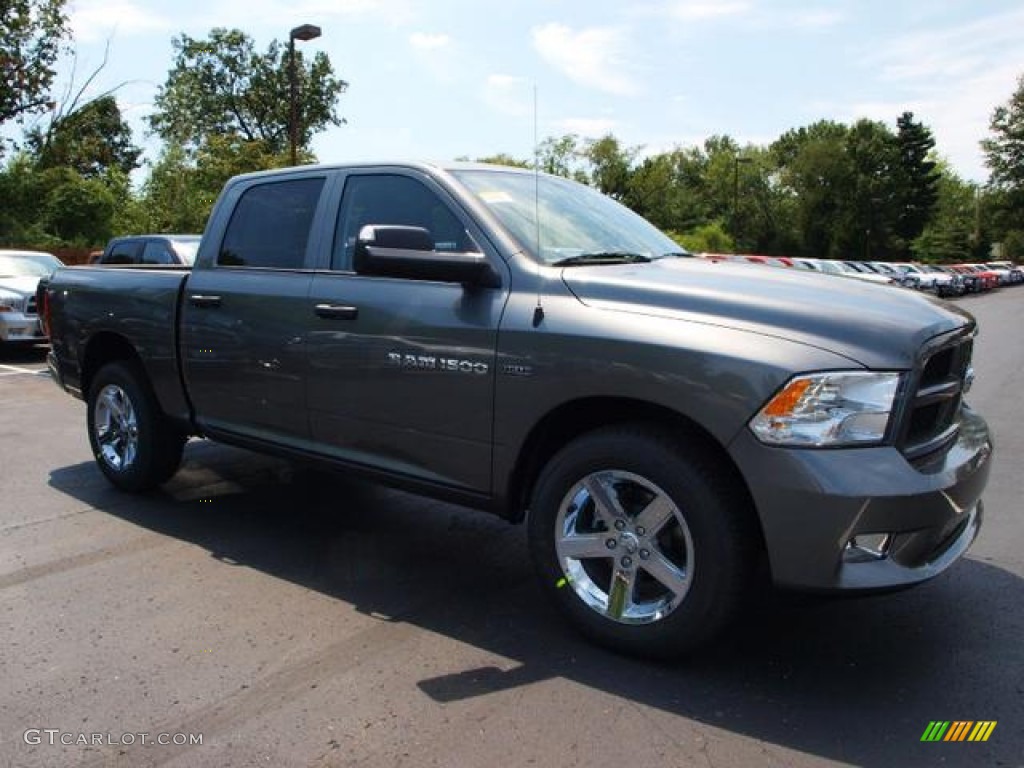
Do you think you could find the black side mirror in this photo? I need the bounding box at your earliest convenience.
[354,225,499,288]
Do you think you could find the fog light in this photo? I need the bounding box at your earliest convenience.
[844,533,893,563]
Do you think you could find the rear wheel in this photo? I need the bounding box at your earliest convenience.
[528,425,757,659]
[87,361,185,491]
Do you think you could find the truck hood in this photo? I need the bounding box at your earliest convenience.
[0,275,40,296]
[561,258,974,369]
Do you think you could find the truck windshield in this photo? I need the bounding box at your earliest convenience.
[452,169,688,265]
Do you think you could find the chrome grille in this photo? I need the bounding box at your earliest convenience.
[898,335,973,461]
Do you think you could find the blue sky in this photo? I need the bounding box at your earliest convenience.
[44,0,1024,181]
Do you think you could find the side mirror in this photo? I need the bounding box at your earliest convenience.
[354,225,500,288]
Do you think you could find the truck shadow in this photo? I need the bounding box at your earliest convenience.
[50,441,1023,767]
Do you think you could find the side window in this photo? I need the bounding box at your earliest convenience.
[102,240,140,264]
[141,241,174,265]
[332,175,476,270]
[218,178,325,269]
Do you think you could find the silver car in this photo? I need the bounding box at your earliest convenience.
[0,250,64,345]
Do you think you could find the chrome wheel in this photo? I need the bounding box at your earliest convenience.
[93,384,139,472]
[555,469,695,625]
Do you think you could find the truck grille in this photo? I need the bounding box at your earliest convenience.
[898,335,973,461]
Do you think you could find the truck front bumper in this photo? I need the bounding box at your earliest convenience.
[728,407,992,591]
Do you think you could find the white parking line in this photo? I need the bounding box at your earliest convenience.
[0,363,48,376]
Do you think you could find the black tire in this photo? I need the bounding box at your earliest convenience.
[86,361,185,491]
[528,425,758,659]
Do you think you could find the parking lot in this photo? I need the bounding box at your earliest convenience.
[1,290,1021,768]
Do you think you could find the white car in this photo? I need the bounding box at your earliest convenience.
[812,259,894,285]
[0,250,63,345]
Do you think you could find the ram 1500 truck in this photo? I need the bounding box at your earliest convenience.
[43,163,993,657]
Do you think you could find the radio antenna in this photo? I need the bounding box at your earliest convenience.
[532,84,545,328]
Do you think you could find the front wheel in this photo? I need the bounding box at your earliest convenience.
[528,426,757,659]
[87,361,185,491]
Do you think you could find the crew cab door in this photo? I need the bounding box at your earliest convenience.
[306,171,509,493]
[181,173,331,446]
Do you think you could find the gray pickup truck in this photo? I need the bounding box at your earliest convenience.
[44,162,993,657]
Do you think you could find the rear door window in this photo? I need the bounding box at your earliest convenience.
[218,178,325,269]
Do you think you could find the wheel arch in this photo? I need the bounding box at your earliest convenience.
[505,396,762,538]
[81,332,144,397]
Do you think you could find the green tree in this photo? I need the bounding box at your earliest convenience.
[149,28,347,156]
[839,118,898,261]
[981,73,1024,257]
[892,112,939,256]
[581,134,639,198]
[535,134,587,180]
[28,95,141,177]
[982,73,1024,193]
[667,221,734,254]
[0,0,69,136]
[142,136,289,233]
[0,152,44,243]
[473,153,531,168]
[623,149,707,233]
[912,163,976,262]
[772,121,853,257]
[0,155,116,246]
[41,168,115,243]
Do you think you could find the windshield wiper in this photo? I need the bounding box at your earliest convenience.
[551,251,652,267]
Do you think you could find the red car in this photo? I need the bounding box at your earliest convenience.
[950,264,998,291]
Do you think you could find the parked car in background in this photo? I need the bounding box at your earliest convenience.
[0,250,64,346]
[813,259,894,285]
[948,265,993,292]
[95,235,201,266]
[917,264,961,297]
[960,264,1000,291]
[979,262,1013,286]
[986,261,1023,284]
[887,263,934,290]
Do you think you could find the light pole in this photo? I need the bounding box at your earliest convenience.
[732,155,752,253]
[289,23,322,166]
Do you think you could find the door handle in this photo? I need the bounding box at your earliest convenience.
[189,294,222,308]
[314,304,359,320]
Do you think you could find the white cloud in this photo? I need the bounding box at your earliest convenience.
[409,32,450,50]
[482,74,530,117]
[667,1,751,22]
[554,117,618,136]
[532,23,638,96]
[789,9,844,29]
[197,0,413,32]
[70,1,173,43]
[858,8,1024,181]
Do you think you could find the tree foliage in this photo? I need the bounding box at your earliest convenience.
[0,154,115,245]
[982,73,1024,192]
[28,94,141,176]
[149,28,347,155]
[141,136,291,233]
[981,73,1024,258]
[0,0,69,134]
[893,112,939,250]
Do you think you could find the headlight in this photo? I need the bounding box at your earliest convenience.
[750,371,901,447]
[0,291,24,313]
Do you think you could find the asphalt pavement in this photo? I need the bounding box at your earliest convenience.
[1,289,1021,768]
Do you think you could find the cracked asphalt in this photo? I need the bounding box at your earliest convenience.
[1,289,1022,768]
